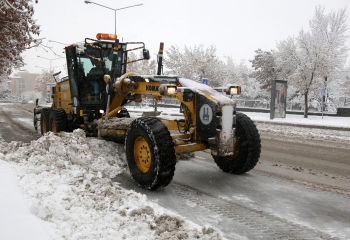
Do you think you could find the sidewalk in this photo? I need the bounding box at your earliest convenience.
[244,111,350,130]
[0,161,53,240]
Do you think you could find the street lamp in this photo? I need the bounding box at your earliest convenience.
[37,56,64,102]
[37,56,64,73]
[84,1,143,34]
[36,66,58,70]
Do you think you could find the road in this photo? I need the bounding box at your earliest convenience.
[0,103,40,143]
[2,103,350,239]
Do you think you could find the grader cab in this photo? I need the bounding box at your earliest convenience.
[34,33,261,190]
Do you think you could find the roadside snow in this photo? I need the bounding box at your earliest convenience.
[244,112,350,144]
[0,130,223,240]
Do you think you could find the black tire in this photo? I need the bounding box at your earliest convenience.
[213,112,261,174]
[125,117,176,190]
[40,108,51,135]
[33,110,40,132]
[49,108,68,133]
[117,107,130,118]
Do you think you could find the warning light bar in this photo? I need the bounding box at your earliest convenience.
[96,33,117,41]
[158,42,164,54]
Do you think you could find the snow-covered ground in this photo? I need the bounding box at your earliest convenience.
[1,107,349,240]
[0,128,222,240]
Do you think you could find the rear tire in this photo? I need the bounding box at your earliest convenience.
[49,109,68,133]
[40,108,51,135]
[213,112,261,174]
[125,117,176,190]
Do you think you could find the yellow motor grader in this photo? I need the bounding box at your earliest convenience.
[34,33,261,190]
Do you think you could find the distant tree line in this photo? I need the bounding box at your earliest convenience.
[249,6,349,117]
[163,6,350,118]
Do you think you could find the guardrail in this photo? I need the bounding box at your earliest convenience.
[234,99,346,114]
[0,100,22,103]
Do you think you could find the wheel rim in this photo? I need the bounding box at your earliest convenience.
[134,136,151,173]
[226,137,241,160]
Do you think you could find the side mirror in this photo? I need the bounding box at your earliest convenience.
[143,49,150,60]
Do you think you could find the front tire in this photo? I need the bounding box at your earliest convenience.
[49,109,67,133]
[40,108,51,135]
[213,112,261,174]
[125,117,176,190]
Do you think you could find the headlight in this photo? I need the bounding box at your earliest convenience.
[159,84,177,96]
[228,86,241,95]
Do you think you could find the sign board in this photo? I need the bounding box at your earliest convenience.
[270,80,287,119]
[202,78,208,85]
[321,88,326,97]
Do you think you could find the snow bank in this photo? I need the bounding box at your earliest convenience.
[0,130,223,240]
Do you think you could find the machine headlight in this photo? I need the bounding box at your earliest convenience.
[159,84,177,96]
[228,86,241,95]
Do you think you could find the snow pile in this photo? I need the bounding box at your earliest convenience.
[0,130,222,240]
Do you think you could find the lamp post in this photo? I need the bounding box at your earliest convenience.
[84,0,143,34]
[37,56,64,76]
[37,56,64,102]
[36,65,58,69]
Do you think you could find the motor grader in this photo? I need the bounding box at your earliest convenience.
[34,33,261,190]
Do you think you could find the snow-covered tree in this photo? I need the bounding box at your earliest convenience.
[0,76,11,98]
[222,57,263,100]
[277,6,349,118]
[165,44,224,86]
[34,69,58,101]
[311,6,349,79]
[21,90,41,102]
[127,52,157,75]
[0,0,40,77]
[221,56,239,86]
[325,66,350,108]
[250,49,280,91]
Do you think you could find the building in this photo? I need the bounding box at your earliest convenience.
[9,72,40,97]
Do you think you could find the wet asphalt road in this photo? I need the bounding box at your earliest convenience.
[0,103,40,143]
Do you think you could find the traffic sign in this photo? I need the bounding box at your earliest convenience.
[202,78,208,85]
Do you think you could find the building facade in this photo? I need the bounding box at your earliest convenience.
[9,72,40,97]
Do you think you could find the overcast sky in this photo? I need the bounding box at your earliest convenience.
[22,0,350,75]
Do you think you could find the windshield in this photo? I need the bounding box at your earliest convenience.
[76,44,114,77]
